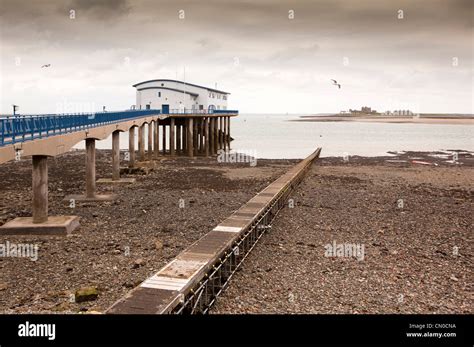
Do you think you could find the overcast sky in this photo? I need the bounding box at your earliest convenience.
[0,0,472,114]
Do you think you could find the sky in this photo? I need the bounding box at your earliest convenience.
[0,0,472,114]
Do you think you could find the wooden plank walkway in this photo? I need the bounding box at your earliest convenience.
[107,147,322,314]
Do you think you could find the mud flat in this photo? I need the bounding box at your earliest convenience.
[0,150,296,313]
[212,151,473,314]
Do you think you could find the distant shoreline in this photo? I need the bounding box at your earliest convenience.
[292,114,474,125]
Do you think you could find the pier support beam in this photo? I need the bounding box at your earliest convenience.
[204,117,210,157]
[128,127,136,168]
[162,124,166,155]
[223,117,227,151]
[154,120,159,159]
[176,124,181,153]
[65,138,116,202]
[148,122,153,160]
[138,124,146,161]
[97,131,135,184]
[193,118,198,156]
[0,155,80,235]
[112,130,120,181]
[187,118,194,158]
[170,118,175,156]
[32,155,49,223]
[219,117,223,150]
[209,118,215,155]
[214,117,219,154]
[227,116,231,149]
[199,118,204,153]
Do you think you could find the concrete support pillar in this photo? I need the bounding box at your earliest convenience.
[85,138,96,198]
[170,118,175,156]
[182,124,186,153]
[148,122,153,160]
[154,120,159,159]
[138,124,145,161]
[209,118,215,155]
[199,118,204,153]
[223,117,227,151]
[193,118,198,156]
[204,117,210,157]
[162,125,166,155]
[219,117,224,150]
[32,155,48,223]
[128,127,135,168]
[187,118,194,158]
[176,124,181,153]
[227,116,231,149]
[112,130,120,181]
[214,117,219,154]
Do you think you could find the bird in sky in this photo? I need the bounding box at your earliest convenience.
[331,79,341,89]
[41,64,51,68]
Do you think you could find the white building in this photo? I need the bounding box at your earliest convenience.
[133,79,230,113]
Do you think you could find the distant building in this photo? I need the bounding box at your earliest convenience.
[349,106,377,114]
[133,79,229,113]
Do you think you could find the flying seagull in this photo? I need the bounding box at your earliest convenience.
[331,79,341,89]
[41,64,51,68]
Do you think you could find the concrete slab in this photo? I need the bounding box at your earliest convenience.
[63,194,117,202]
[0,215,80,235]
[96,178,136,184]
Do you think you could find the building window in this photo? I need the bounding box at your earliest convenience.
[158,92,161,97]
[223,95,227,100]
[161,83,164,86]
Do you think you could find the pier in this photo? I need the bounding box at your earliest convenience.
[107,148,321,314]
[0,109,238,235]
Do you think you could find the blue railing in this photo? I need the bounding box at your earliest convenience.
[0,108,239,147]
[164,109,239,115]
[0,110,160,146]
[211,110,239,114]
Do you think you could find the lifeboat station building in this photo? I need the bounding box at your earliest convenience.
[133,79,229,113]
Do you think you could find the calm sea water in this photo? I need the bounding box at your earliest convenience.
[85,114,473,159]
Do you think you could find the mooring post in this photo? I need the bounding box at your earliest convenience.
[154,120,159,159]
[138,124,145,161]
[128,127,136,168]
[148,122,153,160]
[187,117,194,158]
[170,118,175,156]
[85,138,97,198]
[32,155,48,223]
[112,130,120,181]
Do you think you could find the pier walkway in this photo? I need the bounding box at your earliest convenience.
[107,148,321,314]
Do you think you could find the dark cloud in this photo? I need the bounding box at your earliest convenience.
[0,0,472,114]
